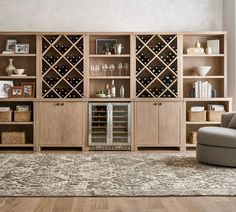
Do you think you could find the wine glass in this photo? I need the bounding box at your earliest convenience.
[90,65,95,76]
[117,62,123,76]
[95,65,100,76]
[124,63,129,76]
[108,64,115,76]
[101,64,108,76]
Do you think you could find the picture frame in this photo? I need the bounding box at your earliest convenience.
[8,86,23,98]
[21,82,35,98]
[0,80,14,98]
[96,39,117,54]
[6,39,17,51]
[15,43,29,54]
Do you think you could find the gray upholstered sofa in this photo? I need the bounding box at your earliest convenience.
[197,112,236,167]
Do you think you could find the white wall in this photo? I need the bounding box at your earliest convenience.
[223,0,236,110]
[0,0,223,32]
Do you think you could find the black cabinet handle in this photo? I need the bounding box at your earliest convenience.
[159,102,162,106]
[154,103,158,106]
[60,103,64,106]
[56,103,60,106]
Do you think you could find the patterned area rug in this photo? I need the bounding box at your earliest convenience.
[0,152,236,196]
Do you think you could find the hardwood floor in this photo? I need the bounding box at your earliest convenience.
[0,197,236,212]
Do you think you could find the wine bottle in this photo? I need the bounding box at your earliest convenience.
[111,80,116,97]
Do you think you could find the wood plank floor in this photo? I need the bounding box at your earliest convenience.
[0,197,236,212]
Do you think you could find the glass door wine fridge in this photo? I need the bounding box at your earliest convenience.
[89,103,131,150]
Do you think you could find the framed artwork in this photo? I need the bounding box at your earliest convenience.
[0,80,13,98]
[6,39,17,51]
[15,43,29,54]
[21,82,35,98]
[96,39,117,54]
[8,86,23,98]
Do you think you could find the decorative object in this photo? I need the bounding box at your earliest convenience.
[114,43,124,54]
[21,82,35,98]
[5,58,16,76]
[0,80,13,98]
[120,85,124,98]
[195,40,201,48]
[1,132,25,144]
[207,40,220,54]
[15,43,29,54]
[6,39,17,51]
[205,45,212,54]
[1,153,236,196]
[8,86,24,98]
[207,110,225,122]
[14,68,25,75]
[193,66,211,76]
[96,39,117,54]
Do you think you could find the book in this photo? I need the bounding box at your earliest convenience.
[208,104,225,111]
[16,105,30,111]
[191,106,205,112]
[0,107,10,111]
[207,40,220,54]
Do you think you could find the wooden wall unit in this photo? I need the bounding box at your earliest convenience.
[0,31,231,152]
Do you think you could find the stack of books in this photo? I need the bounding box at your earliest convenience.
[190,106,205,112]
[193,81,213,98]
[208,104,224,111]
[0,107,10,112]
[16,105,30,111]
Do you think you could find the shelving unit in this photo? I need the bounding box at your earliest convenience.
[88,34,131,99]
[182,32,229,149]
[0,31,232,152]
[135,34,178,98]
[41,34,84,98]
[0,33,37,151]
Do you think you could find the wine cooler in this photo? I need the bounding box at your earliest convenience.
[88,103,131,150]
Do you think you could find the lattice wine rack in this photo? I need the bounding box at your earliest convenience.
[136,34,178,98]
[42,34,84,98]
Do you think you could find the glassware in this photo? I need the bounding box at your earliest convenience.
[101,64,108,76]
[95,65,100,76]
[108,64,115,76]
[117,62,123,76]
[90,65,95,76]
[124,63,129,76]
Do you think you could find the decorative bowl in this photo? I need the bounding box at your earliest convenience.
[14,69,25,75]
[193,66,211,76]
[96,93,106,98]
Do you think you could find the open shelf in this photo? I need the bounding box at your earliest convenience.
[183,54,224,57]
[89,54,130,58]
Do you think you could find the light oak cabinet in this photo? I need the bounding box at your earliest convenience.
[36,102,84,149]
[135,101,182,148]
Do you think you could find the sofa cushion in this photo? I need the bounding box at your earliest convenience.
[229,114,236,129]
[197,127,236,148]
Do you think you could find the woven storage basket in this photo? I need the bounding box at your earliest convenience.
[14,111,31,122]
[1,132,25,144]
[187,111,206,122]
[0,111,12,122]
[207,110,225,122]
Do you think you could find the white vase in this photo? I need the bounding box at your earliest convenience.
[5,58,16,76]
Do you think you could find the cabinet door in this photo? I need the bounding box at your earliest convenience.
[135,102,159,146]
[158,102,181,145]
[61,102,84,146]
[36,102,61,145]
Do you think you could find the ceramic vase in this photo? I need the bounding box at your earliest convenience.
[5,58,16,76]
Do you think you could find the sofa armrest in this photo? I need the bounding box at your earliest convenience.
[221,112,236,127]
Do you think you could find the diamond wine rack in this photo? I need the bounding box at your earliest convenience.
[136,34,178,98]
[42,34,84,98]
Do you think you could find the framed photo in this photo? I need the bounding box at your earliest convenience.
[9,86,23,98]
[96,39,117,54]
[21,82,35,98]
[15,43,29,54]
[0,81,13,98]
[6,39,17,51]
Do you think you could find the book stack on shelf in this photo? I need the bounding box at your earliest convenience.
[191,81,216,98]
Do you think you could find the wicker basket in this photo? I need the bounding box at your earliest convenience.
[14,111,31,122]
[0,111,12,122]
[1,132,25,144]
[187,111,206,122]
[207,110,225,122]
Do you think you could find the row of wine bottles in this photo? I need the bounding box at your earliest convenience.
[137,77,154,87]
[138,35,175,44]
[136,87,177,98]
[44,76,83,87]
[136,65,177,75]
[162,74,177,86]
[45,35,82,44]
[43,91,83,98]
